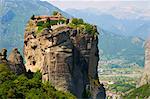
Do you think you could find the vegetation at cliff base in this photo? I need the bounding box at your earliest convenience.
[0,63,75,99]
[123,84,150,99]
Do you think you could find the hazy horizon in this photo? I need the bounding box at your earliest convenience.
[42,0,150,20]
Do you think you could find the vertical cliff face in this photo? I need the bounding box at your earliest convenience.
[24,15,103,98]
[140,40,150,86]
[8,48,26,74]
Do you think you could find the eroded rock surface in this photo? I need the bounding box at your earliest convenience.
[8,48,26,74]
[0,48,26,74]
[0,48,7,63]
[24,17,103,98]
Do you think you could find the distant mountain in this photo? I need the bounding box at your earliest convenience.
[0,1,146,66]
[66,8,150,39]
[66,8,145,66]
[0,0,70,52]
[98,28,144,66]
[133,23,150,39]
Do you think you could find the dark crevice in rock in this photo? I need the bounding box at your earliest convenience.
[32,61,36,65]
[24,41,28,46]
[31,45,37,50]
[28,56,31,59]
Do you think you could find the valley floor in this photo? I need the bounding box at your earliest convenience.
[98,62,143,99]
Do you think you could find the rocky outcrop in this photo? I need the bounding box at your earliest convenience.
[8,48,26,74]
[0,48,7,63]
[0,48,26,74]
[24,17,104,98]
[140,40,150,85]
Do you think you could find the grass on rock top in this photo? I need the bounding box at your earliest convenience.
[32,16,98,36]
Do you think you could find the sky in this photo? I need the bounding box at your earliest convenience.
[42,0,150,19]
[44,0,150,11]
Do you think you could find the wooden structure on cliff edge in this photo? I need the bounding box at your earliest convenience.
[34,12,66,23]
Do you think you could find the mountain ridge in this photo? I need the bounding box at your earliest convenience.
[66,8,150,39]
[0,0,71,53]
[99,28,144,67]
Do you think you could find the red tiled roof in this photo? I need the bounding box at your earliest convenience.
[34,16,65,21]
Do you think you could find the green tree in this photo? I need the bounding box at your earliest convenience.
[31,15,35,20]
[71,18,84,25]
[78,18,84,24]
[0,65,76,99]
[84,23,93,34]
[52,11,58,16]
